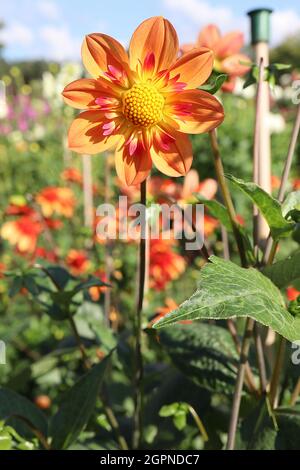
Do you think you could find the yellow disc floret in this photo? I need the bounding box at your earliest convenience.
[123,83,164,127]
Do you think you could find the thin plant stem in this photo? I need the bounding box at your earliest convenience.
[269,336,286,408]
[104,153,113,326]
[187,404,209,442]
[263,103,300,263]
[226,317,255,450]
[227,319,258,394]
[209,129,247,267]
[254,323,268,393]
[290,378,300,406]
[132,178,147,449]
[68,314,129,450]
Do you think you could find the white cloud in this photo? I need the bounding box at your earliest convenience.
[272,9,300,45]
[0,21,34,46]
[37,0,60,20]
[164,0,300,46]
[39,25,81,61]
[163,0,243,32]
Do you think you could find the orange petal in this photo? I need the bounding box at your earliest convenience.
[129,16,179,75]
[82,33,130,81]
[151,130,193,177]
[62,78,120,109]
[169,48,214,89]
[68,111,121,154]
[182,169,199,199]
[115,137,152,186]
[166,89,224,134]
[198,24,221,51]
[221,53,250,76]
[214,31,244,59]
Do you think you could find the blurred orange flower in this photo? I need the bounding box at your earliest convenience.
[89,270,108,301]
[287,286,300,301]
[293,179,300,190]
[150,237,185,290]
[151,298,192,325]
[66,249,91,275]
[61,167,83,185]
[62,16,224,186]
[182,24,250,92]
[1,216,42,253]
[36,187,75,218]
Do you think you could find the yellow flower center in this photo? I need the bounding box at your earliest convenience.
[123,83,164,127]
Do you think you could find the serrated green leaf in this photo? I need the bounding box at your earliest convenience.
[159,322,239,394]
[49,354,111,450]
[153,256,300,342]
[227,175,294,239]
[262,250,300,289]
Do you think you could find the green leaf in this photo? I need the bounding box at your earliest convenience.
[159,323,239,394]
[0,388,48,439]
[262,250,300,289]
[153,256,300,342]
[42,265,75,290]
[195,196,231,230]
[199,74,227,94]
[227,175,294,239]
[282,191,300,220]
[195,195,255,264]
[49,354,111,450]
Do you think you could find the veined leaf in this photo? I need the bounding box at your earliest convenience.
[153,256,300,342]
[262,250,300,289]
[159,323,239,394]
[50,354,111,450]
[226,175,294,239]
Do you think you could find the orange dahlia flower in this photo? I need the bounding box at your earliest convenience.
[66,249,91,275]
[1,216,42,253]
[150,237,185,290]
[36,187,75,218]
[62,16,224,186]
[182,24,250,92]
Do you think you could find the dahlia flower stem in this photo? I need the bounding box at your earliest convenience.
[104,153,112,326]
[68,314,129,450]
[132,178,147,449]
[269,336,286,408]
[209,129,247,268]
[290,378,300,406]
[226,317,255,450]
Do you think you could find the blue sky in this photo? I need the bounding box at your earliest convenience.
[1,0,300,61]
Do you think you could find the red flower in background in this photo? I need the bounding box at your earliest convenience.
[150,237,185,290]
[287,286,300,301]
[66,249,91,275]
[182,24,250,92]
[1,216,42,253]
[36,187,75,218]
[61,167,83,185]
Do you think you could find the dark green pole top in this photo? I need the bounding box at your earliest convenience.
[247,8,273,44]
